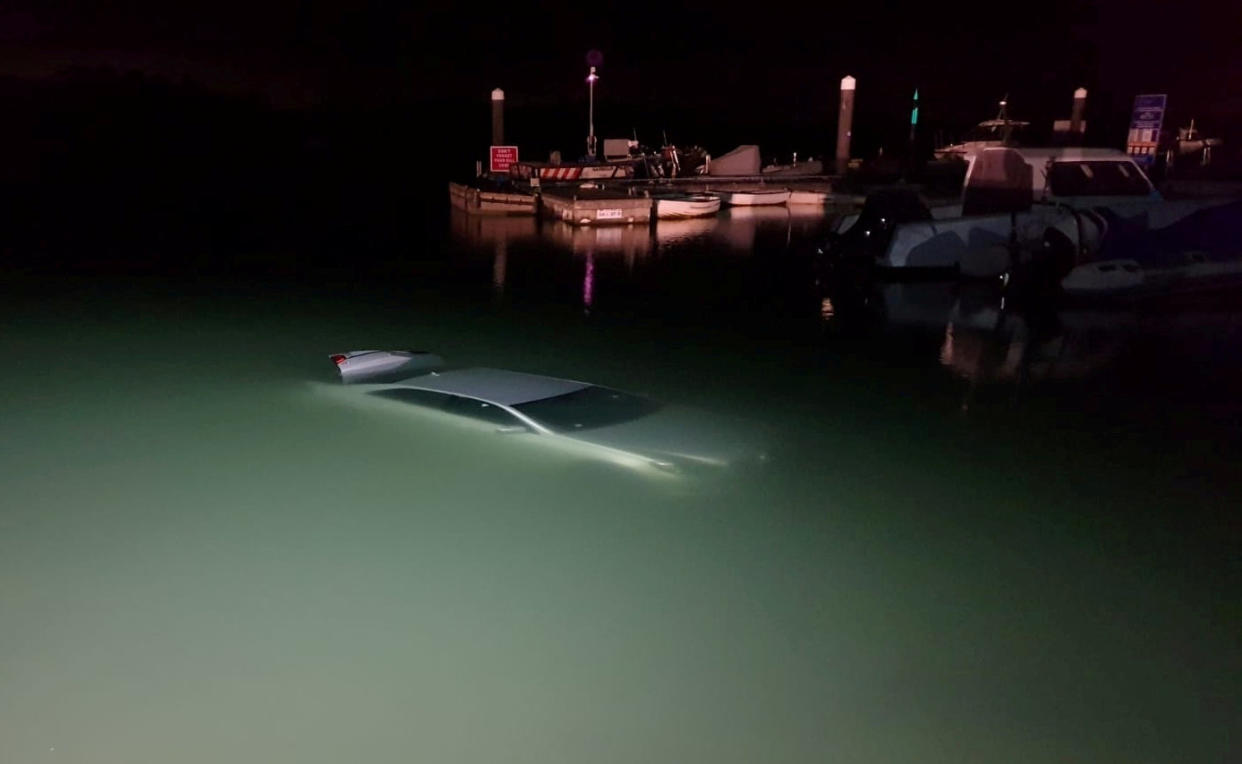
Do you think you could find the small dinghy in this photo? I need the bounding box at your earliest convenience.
[787,189,830,205]
[714,188,791,206]
[653,193,722,219]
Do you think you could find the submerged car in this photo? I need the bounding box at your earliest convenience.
[324,350,766,475]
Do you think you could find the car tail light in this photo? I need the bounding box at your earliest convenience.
[331,354,347,366]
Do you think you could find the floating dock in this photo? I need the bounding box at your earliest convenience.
[448,182,536,216]
[539,189,652,225]
[447,176,864,225]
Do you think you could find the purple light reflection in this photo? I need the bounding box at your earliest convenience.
[582,253,595,309]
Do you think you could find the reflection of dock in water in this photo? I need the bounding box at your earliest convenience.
[441,187,849,317]
[449,195,842,304]
[450,209,538,247]
[653,217,718,246]
[787,204,839,239]
[723,205,791,223]
[712,206,791,251]
[542,221,651,259]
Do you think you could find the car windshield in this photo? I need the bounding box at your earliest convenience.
[514,386,662,432]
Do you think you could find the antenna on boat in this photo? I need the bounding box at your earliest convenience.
[997,93,1018,144]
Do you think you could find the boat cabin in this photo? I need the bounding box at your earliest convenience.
[958,146,1158,216]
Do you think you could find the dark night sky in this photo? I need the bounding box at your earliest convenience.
[1,1,1240,151]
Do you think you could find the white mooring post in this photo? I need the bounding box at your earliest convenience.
[835,75,856,175]
[491,88,505,146]
[1070,87,1087,141]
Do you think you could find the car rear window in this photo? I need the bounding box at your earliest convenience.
[370,388,453,407]
[441,396,524,426]
[370,388,524,427]
[515,386,661,432]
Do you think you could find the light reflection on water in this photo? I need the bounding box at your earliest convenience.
[864,280,1242,415]
[652,217,717,245]
[450,205,824,313]
[1,232,1240,763]
[450,205,1242,421]
[876,282,1131,384]
[543,222,652,263]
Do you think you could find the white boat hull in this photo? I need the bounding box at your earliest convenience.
[716,189,791,206]
[1062,257,1242,297]
[655,195,722,219]
[787,190,829,205]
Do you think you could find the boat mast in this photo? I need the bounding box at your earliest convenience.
[998,94,1016,144]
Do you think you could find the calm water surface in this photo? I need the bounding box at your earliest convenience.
[1,207,1239,763]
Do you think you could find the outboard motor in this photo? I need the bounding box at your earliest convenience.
[828,188,934,262]
[818,187,934,288]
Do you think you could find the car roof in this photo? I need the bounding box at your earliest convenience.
[393,367,591,406]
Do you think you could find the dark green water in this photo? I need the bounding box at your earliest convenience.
[1,208,1238,763]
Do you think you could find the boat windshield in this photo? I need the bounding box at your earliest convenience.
[962,122,1028,144]
[515,386,662,432]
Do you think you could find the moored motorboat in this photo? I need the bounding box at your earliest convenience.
[714,188,791,206]
[823,147,1187,275]
[653,193,722,219]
